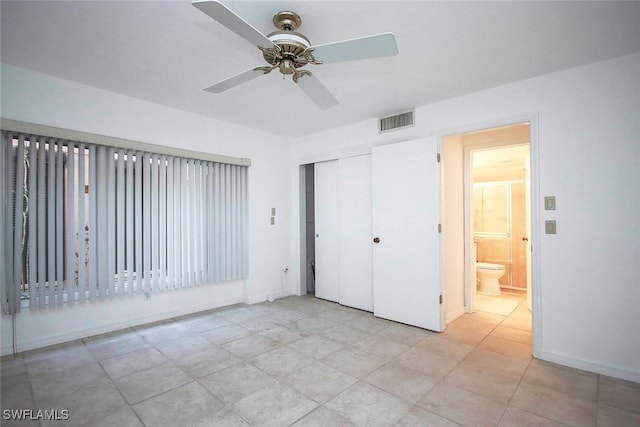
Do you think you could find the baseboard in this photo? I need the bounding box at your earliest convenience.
[245,289,293,305]
[0,295,242,356]
[446,307,466,325]
[539,349,640,383]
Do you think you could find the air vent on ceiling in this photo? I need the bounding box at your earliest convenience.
[379,110,414,133]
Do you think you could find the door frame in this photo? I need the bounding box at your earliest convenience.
[438,114,541,358]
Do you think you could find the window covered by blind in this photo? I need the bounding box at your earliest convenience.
[1,130,248,314]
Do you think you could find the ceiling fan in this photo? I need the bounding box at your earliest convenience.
[192,0,399,110]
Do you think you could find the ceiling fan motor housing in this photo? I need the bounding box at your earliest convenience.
[262,11,312,74]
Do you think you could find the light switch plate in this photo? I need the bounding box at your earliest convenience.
[270,216,275,225]
[271,207,276,216]
[545,220,556,234]
[544,196,556,210]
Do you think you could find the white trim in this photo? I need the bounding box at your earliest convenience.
[0,118,251,166]
[539,350,640,383]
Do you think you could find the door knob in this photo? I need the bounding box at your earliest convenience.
[522,237,529,242]
[373,237,380,243]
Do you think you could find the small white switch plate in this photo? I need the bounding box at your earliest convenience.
[545,220,556,234]
[544,196,556,210]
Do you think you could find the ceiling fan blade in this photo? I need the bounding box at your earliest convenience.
[192,0,278,50]
[204,68,267,93]
[307,32,398,64]
[295,73,339,110]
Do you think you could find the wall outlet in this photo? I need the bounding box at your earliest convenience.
[283,266,289,273]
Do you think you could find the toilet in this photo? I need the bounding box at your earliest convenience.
[476,262,505,296]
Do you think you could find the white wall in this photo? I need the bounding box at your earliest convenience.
[0,64,293,355]
[290,53,640,382]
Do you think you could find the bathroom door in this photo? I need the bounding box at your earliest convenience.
[371,137,444,332]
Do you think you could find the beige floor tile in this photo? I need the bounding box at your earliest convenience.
[132,381,224,427]
[596,404,640,427]
[233,382,317,427]
[174,312,231,332]
[185,406,251,427]
[99,346,169,380]
[365,363,438,403]
[598,379,640,414]
[449,314,502,335]
[510,381,596,427]
[197,362,277,404]
[287,333,345,359]
[174,345,240,378]
[154,334,217,360]
[291,406,357,426]
[500,315,532,332]
[39,382,127,427]
[30,362,112,404]
[200,324,253,344]
[393,347,459,380]
[445,362,519,404]
[476,335,532,360]
[396,406,460,427]
[221,334,281,359]
[348,315,395,334]
[419,382,506,426]
[522,359,597,401]
[250,346,312,378]
[321,324,373,347]
[463,348,531,379]
[326,381,411,427]
[498,406,564,426]
[376,323,432,346]
[258,325,310,344]
[114,362,191,404]
[414,334,474,361]
[348,335,409,361]
[83,406,144,427]
[490,325,532,344]
[321,347,386,378]
[282,360,358,404]
[439,324,488,346]
[84,332,149,360]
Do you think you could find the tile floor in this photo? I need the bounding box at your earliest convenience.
[1,294,639,426]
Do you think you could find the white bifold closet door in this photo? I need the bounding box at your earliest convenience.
[314,160,340,302]
[371,137,444,332]
[338,155,373,311]
[314,155,373,310]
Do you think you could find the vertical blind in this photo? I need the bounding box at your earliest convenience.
[1,130,248,314]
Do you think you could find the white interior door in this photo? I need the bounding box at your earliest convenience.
[371,137,444,331]
[338,155,373,311]
[314,160,340,302]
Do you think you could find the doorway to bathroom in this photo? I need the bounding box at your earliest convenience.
[442,122,532,327]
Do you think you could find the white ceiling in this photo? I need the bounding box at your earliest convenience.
[2,1,640,138]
